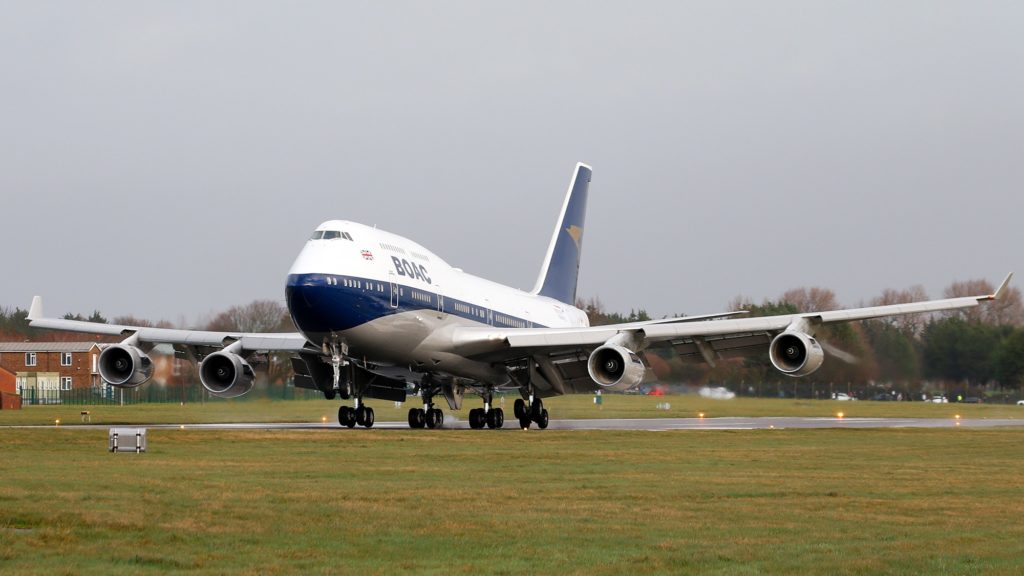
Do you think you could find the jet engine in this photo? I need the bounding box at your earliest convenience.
[200,352,256,398]
[98,344,154,388]
[769,331,825,377]
[587,345,646,392]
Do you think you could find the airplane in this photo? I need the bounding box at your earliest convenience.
[27,163,1013,430]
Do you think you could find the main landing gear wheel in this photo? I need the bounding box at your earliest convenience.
[520,398,549,430]
[407,407,443,429]
[486,408,504,429]
[338,405,356,428]
[408,408,426,429]
[427,408,443,429]
[514,398,527,419]
[536,408,549,429]
[360,406,375,428]
[469,408,503,429]
[339,405,373,428]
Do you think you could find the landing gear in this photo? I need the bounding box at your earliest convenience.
[518,396,548,429]
[408,405,443,429]
[338,402,374,428]
[468,389,503,429]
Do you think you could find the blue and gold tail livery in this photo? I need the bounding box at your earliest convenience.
[532,163,591,305]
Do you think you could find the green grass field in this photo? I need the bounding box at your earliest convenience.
[2,394,1022,427]
[2,427,1024,575]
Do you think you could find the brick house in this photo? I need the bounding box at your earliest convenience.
[0,366,21,409]
[0,342,103,392]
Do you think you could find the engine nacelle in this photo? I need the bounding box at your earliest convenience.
[200,352,256,398]
[98,344,153,388]
[587,345,646,392]
[769,331,825,377]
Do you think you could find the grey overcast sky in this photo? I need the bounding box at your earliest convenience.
[2,1,1022,325]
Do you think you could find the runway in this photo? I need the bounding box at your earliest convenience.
[8,416,1024,431]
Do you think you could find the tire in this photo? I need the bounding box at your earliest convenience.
[340,406,356,428]
[531,397,544,419]
[519,416,531,429]
[514,399,526,419]
[486,410,497,429]
[364,407,375,428]
[537,408,549,429]
[324,389,336,400]
[431,408,444,429]
[493,408,504,429]
[469,408,483,429]
[426,408,438,429]
[408,408,424,429]
[355,405,367,426]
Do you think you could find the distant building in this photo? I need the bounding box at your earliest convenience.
[0,342,103,391]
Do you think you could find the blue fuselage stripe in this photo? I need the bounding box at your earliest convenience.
[285,273,546,336]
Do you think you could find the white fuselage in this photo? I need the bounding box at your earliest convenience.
[284,220,589,383]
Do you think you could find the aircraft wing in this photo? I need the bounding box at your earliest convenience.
[27,297,312,352]
[448,273,1013,396]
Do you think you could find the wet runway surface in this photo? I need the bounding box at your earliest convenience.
[7,416,1024,431]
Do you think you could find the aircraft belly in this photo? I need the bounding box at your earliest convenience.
[340,313,509,384]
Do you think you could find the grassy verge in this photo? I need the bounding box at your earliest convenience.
[1,428,1023,574]
[1,395,1022,427]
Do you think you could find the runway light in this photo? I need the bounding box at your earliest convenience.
[322,416,327,423]
[179,425,185,430]
[55,419,60,426]
[698,412,705,419]
[769,425,775,429]
[837,412,844,419]
[955,414,961,420]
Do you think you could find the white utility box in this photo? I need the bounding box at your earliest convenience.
[109,428,147,453]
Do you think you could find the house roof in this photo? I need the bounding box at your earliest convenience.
[0,342,102,353]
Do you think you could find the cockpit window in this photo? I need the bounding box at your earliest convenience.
[311,230,354,241]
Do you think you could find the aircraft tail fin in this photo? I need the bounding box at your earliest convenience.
[531,163,591,305]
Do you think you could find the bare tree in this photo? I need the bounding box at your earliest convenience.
[870,285,930,335]
[944,279,1023,326]
[204,300,295,387]
[781,287,839,313]
[204,300,294,333]
[112,315,175,329]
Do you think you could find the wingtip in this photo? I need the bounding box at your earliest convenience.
[992,272,1014,300]
[28,296,42,321]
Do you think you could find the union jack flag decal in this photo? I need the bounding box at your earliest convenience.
[361,250,374,260]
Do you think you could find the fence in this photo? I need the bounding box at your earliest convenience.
[18,383,325,406]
